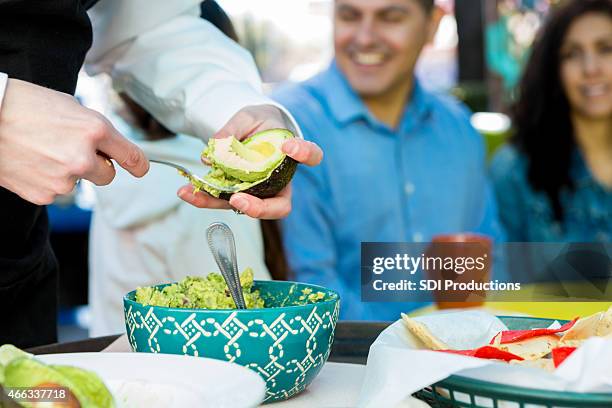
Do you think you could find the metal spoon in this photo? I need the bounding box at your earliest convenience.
[206,222,247,309]
[149,158,240,193]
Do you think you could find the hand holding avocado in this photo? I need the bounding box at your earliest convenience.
[177,104,323,219]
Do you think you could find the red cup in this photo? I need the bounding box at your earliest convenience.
[425,233,493,309]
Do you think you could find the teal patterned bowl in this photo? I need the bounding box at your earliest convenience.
[123,280,340,403]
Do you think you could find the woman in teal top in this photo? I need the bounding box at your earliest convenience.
[491,0,612,243]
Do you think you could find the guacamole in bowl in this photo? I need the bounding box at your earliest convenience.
[124,278,340,403]
[134,268,327,310]
[134,269,265,309]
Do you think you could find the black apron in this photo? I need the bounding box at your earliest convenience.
[0,0,95,347]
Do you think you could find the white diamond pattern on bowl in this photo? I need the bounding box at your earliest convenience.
[125,302,339,401]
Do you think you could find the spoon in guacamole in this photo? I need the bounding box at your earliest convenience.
[149,158,241,194]
[206,222,247,309]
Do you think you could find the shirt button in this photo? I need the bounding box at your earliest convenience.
[413,232,424,242]
[404,182,415,195]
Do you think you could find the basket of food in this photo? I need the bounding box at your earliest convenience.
[415,315,612,408]
[359,308,612,408]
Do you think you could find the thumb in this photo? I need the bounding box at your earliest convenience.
[96,121,149,177]
[213,110,261,141]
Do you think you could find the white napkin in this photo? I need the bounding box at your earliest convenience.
[358,311,612,407]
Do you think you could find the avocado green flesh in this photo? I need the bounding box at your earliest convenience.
[53,365,115,408]
[3,358,115,408]
[135,269,330,310]
[0,345,31,367]
[230,136,267,163]
[198,155,298,200]
[135,268,265,309]
[197,129,297,199]
[205,135,283,183]
[231,155,298,200]
[200,168,254,196]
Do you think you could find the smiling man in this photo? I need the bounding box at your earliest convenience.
[334,0,437,128]
[273,0,504,320]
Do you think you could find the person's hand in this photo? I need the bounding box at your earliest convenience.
[178,104,323,219]
[0,79,149,205]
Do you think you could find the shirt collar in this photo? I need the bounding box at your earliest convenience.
[318,60,433,130]
[572,149,597,188]
[399,78,433,133]
[318,61,368,126]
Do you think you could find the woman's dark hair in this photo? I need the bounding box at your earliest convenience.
[511,0,612,221]
[200,0,239,42]
[121,0,239,140]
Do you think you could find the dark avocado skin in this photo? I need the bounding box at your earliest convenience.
[219,156,298,200]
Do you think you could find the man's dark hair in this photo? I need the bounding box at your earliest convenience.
[511,0,612,221]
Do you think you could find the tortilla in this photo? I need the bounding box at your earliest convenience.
[561,309,608,341]
[401,307,612,373]
[510,358,555,372]
[596,306,612,337]
[401,314,449,350]
[558,338,585,348]
[493,334,559,360]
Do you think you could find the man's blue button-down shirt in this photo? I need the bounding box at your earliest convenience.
[273,62,503,321]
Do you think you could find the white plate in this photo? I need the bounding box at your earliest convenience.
[38,352,265,408]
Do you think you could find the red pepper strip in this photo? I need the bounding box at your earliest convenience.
[490,317,579,344]
[437,346,524,362]
[552,346,577,368]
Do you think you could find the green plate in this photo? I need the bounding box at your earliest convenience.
[415,316,612,408]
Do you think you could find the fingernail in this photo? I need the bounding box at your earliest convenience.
[125,150,141,167]
[231,196,249,212]
[283,139,299,156]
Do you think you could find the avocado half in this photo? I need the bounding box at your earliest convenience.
[3,358,115,408]
[196,128,298,200]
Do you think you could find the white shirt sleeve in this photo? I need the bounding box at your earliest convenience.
[85,1,302,141]
[0,72,8,113]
